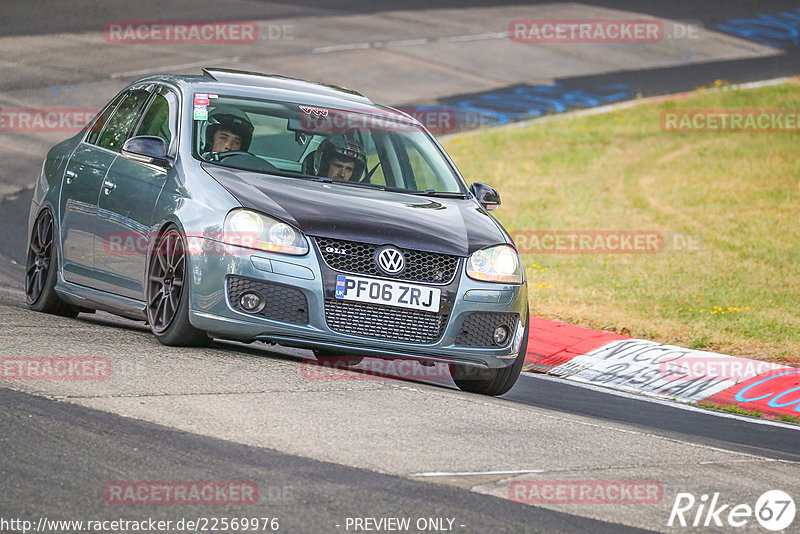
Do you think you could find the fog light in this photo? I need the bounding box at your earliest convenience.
[493,325,510,346]
[239,291,265,313]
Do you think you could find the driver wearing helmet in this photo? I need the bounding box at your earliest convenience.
[312,131,367,181]
[202,105,254,160]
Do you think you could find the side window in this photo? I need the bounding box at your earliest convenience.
[86,92,126,146]
[96,89,152,152]
[134,87,177,149]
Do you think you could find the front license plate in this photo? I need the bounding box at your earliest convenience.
[335,275,440,313]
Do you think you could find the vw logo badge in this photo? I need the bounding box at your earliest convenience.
[375,246,405,275]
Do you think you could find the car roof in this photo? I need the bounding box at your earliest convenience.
[135,68,417,125]
[203,68,371,104]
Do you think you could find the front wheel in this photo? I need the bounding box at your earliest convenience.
[146,226,209,346]
[25,209,78,317]
[450,310,529,396]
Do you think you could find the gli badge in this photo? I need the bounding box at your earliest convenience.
[325,246,346,255]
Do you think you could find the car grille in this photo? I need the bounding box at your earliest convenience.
[227,276,309,325]
[455,312,519,347]
[324,299,448,344]
[314,237,460,284]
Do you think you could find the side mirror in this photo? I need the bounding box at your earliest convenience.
[470,182,501,211]
[121,136,172,168]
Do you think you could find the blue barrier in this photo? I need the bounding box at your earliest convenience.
[436,82,631,128]
[715,8,800,48]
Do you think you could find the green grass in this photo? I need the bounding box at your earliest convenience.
[689,335,712,350]
[697,402,800,425]
[778,414,800,424]
[442,80,800,365]
[696,401,764,418]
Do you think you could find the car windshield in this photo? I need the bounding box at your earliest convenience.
[193,96,466,195]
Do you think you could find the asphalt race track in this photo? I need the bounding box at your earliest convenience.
[1,2,799,533]
[2,387,644,533]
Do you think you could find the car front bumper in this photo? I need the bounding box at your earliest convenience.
[188,239,528,370]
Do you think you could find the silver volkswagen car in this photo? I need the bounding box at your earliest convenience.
[26,68,528,395]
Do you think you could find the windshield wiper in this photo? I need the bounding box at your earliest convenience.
[406,189,466,198]
[313,177,385,190]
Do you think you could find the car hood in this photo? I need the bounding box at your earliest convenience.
[202,164,509,256]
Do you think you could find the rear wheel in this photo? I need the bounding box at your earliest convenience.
[25,209,78,317]
[450,309,529,396]
[313,350,364,369]
[146,226,209,346]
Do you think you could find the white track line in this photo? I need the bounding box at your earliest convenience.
[311,43,371,54]
[439,31,509,43]
[411,457,782,479]
[383,38,430,47]
[410,469,546,477]
[311,31,509,54]
[110,57,240,79]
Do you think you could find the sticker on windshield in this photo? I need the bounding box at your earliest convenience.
[299,105,328,117]
[193,107,208,120]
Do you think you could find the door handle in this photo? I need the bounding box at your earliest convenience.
[102,180,116,194]
[65,169,77,184]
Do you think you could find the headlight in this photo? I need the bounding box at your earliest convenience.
[466,245,522,284]
[223,209,308,255]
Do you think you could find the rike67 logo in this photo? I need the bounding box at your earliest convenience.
[668,490,795,531]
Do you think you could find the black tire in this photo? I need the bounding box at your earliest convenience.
[314,350,364,369]
[25,209,78,317]
[146,226,210,347]
[450,308,529,396]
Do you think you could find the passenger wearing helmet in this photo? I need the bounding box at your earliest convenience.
[312,131,367,181]
[202,105,254,160]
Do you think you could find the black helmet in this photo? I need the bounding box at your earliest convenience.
[313,131,367,180]
[204,105,254,152]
